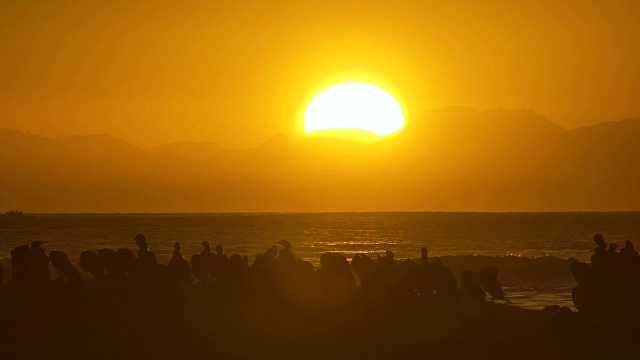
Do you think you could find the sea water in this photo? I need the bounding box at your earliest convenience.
[2,212,640,309]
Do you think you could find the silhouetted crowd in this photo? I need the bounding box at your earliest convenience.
[1,235,510,308]
[572,234,640,314]
[2,234,640,359]
[6,233,640,313]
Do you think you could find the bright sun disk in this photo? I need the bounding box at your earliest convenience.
[303,82,404,136]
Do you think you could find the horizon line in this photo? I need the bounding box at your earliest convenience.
[6,210,640,215]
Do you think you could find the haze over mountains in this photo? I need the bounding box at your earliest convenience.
[2,107,639,213]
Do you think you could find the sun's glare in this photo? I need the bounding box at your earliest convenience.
[303,82,404,137]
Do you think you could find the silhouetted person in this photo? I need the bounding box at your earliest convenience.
[459,270,485,303]
[274,240,295,264]
[593,233,606,250]
[293,258,315,282]
[271,240,315,305]
[396,258,420,300]
[479,267,511,303]
[420,247,429,267]
[225,254,247,294]
[591,233,607,273]
[619,240,640,287]
[29,241,50,284]
[98,248,122,279]
[191,242,212,283]
[607,243,618,256]
[431,257,457,303]
[272,240,295,290]
[49,250,82,289]
[249,253,271,298]
[571,261,592,287]
[571,261,599,313]
[371,250,399,296]
[200,241,216,280]
[212,244,229,282]
[417,247,434,299]
[317,252,356,306]
[135,234,157,266]
[201,241,212,256]
[264,245,278,262]
[79,250,105,279]
[190,254,207,283]
[385,250,394,260]
[574,235,640,314]
[351,254,373,288]
[115,248,137,281]
[168,242,191,285]
[10,244,31,284]
[620,240,638,259]
[259,245,279,290]
[134,234,158,285]
[274,240,296,268]
[605,243,622,279]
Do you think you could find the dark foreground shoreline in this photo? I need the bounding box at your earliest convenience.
[3,231,640,359]
[1,282,638,360]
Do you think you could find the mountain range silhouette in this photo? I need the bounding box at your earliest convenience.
[2,107,639,212]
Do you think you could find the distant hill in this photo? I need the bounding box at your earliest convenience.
[1,108,639,212]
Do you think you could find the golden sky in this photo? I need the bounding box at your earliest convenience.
[1,0,639,148]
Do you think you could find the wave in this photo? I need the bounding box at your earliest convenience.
[437,255,577,289]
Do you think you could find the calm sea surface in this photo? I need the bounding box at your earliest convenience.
[2,212,640,309]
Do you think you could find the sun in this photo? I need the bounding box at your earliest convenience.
[303,82,404,137]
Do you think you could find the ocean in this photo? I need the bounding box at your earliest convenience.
[2,212,640,309]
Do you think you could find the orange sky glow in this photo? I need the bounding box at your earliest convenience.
[1,0,639,149]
